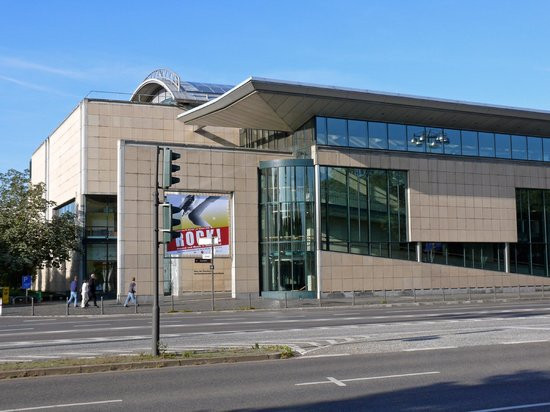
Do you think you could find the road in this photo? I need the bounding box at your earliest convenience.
[2,301,550,360]
[1,343,550,411]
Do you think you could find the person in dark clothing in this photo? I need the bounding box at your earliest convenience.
[88,273,99,307]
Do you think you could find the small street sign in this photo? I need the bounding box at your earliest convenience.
[22,275,32,290]
[194,258,211,264]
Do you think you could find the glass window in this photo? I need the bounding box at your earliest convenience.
[511,135,527,160]
[316,117,327,145]
[368,122,388,149]
[427,128,443,154]
[544,138,550,162]
[461,130,478,156]
[369,170,389,242]
[444,129,461,155]
[495,133,511,158]
[527,136,543,161]
[478,132,495,157]
[327,118,348,146]
[388,123,407,151]
[348,120,368,148]
[407,125,426,152]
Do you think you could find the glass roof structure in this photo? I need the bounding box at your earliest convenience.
[130,68,233,107]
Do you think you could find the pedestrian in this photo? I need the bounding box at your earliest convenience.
[81,278,89,308]
[124,277,137,307]
[88,273,99,307]
[67,276,78,308]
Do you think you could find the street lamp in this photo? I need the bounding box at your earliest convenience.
[410,129,450,148]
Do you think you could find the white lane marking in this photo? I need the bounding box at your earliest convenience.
[402,346,458,352]
[16,355,60,359]
[469,401,550,411]
[326,339,339,345]
[0,399,123,411]
[327,376,347,386]
[72,324,111,328]
[22,320,58,323]
[299,354,350,359]
[502,340,550,345]
[296,371,440,386]
[332,313,361,316]
[0,328,34,332]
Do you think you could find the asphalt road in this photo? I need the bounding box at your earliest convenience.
[2,343,550,411]
[1,301,550,361]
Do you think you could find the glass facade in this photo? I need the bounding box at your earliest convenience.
[85,195,117,295]
[314,116,550,163]
[512,189,550,276]
[319,166,414,260]
[421,242,505,271]
[259,160,316,295]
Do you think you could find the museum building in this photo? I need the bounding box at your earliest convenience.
[31,69,550,300]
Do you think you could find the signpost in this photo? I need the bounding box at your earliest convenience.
[22,275,32,303]
[198,236,219,310]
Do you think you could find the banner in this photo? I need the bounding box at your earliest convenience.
[165,193,230,256]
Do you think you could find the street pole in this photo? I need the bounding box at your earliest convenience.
[211,236,215,311]
[152,146,160,356]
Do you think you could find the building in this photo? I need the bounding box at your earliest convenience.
[31,68,550,300]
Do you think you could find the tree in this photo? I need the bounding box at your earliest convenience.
[0,169,80,287]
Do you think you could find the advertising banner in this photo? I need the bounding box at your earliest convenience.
[165,193,230,256]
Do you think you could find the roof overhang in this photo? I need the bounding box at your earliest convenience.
[178,77,550,136]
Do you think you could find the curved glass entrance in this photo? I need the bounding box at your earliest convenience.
[259,159,316,298]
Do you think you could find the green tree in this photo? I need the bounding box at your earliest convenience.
[0,169,80,287]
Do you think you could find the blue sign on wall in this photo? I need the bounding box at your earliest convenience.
[22,275,32,289]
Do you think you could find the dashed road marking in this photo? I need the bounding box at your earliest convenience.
[296,371,440,386]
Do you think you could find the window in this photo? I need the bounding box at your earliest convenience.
[527,137,543,161]
[316,117,327,145]
[348,120,368,148]
[327,118,348,146]
[407,126,425,152]
[388,123,407,151]
[444,129,461,155]
[478,132,495,157]
[461,130,478,156]
[544,138,550,162]
[368,122,388,149]
[495,133,511,158]
[511,135,527,160]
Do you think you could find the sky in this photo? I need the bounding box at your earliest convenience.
[1,0,550,173]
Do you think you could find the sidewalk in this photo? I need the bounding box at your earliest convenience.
[2,286,550,316]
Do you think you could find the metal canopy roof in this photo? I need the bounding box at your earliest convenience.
[178,77,550,137]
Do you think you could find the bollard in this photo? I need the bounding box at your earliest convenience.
[384,289,387,303]
[101,297,104,315]
[468,287,471,301]
[31,297,34,316]
[543,285,545,299]
[284,292,288,309]
[352,291,355,306]
[518,285,521,300]
[134,299,138,314]
[66,298,69,316]
[248,293,252,308]
[494,287,497,302]
[0,296,2,316]
[443,288,446,302]
[171,294,175,312]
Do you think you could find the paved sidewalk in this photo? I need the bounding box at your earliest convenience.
[2,287,550,316]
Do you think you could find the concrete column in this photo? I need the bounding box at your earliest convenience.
[504,242,510,273]
[314,164,322,299]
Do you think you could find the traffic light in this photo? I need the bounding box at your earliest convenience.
[161,203,182,243]
[162,147,181,188]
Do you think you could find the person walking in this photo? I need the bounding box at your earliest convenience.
[88,273,99,307]
[81,278,89,308]
[124,277,137,307]
[67,276,78,308]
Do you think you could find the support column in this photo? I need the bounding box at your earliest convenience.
[416,242,422,263]
[314,164,322,299]
[504,242,510,273]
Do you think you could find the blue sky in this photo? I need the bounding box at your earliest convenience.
[2,0,550,173]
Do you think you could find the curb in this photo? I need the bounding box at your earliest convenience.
[0,353,283,380]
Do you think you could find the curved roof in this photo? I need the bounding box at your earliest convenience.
[130,68,233,106]
[179,77,550,136]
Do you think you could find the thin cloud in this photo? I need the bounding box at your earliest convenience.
[0,74,77,97]
[0,57,85,79]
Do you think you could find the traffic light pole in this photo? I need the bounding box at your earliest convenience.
[152,146,160,356]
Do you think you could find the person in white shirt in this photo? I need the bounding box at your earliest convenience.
[81,279,89,308]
